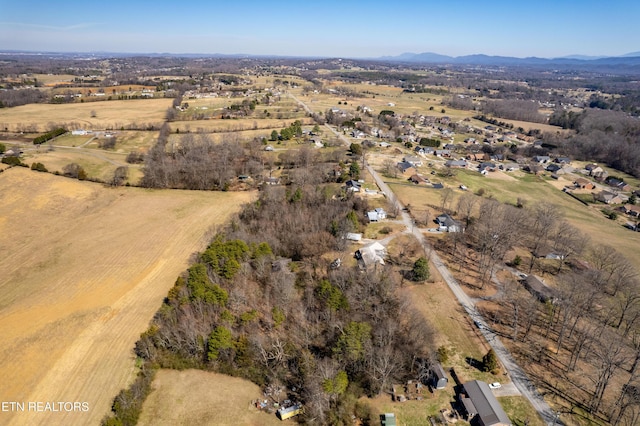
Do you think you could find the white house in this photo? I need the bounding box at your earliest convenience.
[355,242,387,267]
[367,208,387,222]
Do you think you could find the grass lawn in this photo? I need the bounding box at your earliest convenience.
[138,369,283,426]
[500,396,546,426]
[389,167,640,266]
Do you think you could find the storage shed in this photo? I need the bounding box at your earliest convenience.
[432,363,448,389]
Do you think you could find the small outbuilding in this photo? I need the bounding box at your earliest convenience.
[276,403,303,421]
[432,363,448,389]
[380,413,397,426]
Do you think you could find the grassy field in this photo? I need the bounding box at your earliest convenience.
[0,167,254,426]
[387,168,640,266]
[0,98,171,132]
[138,369,283,426]
[24,147,136,183]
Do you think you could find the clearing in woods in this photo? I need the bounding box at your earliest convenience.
[138,369,284,426]
[0,167,254,425]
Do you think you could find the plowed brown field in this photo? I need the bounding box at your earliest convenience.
[0,167,253,425]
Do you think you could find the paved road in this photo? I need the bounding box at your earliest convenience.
[366,162,561,425]
[289,92,561,425]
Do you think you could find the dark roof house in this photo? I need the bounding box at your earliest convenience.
[436,213,463,233]
[461,381,511,426]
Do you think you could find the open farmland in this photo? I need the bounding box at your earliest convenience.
[138,369,283,426]
[0,98,171,132]
[0,167,254,425]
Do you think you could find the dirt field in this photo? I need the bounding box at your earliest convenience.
[138,369,283,426]
[0,167,254,425]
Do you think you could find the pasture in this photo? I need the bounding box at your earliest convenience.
[0,98,171,132]
[0,168,253,425]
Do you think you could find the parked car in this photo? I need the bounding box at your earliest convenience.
[489,382,501,389]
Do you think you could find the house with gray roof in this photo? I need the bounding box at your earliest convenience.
[460,380,511,426]
[436,213,463,233]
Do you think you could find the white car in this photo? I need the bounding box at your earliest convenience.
[489,382,501,389]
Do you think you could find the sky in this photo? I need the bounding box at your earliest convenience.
[0,0,638,59]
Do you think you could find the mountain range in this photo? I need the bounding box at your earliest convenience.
[376,51,640,66]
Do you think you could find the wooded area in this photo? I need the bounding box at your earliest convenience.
[104,168,435,425]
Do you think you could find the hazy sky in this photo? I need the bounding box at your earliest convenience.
[0,0,638,58]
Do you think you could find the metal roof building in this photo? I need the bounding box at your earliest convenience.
[461,380,511,426]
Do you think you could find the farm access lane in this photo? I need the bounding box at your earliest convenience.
[288,90,560,424]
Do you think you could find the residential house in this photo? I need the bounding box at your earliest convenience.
[585,163,607,179]
[409,174,428,185]
[523,275,558,303]
[344,180,362,192]
[436,213,463,232]
[620,204,640,217]
[446,159,468,168]
[500,163,520,172]
[532,155,551,164]
[434,149,451,157]
[367,208,387,222]
[467,153,488,162]
[574,178,595,190]
[546,163,562,173]
[555,157,571,164]
[595,190,626,204]
[460,381,511,426]
[606,177,632,192]
[354,242,386,267]
[403,156,423,167]
[478,162,497,172]
[415,146,435,156]
[397,161,416,175]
